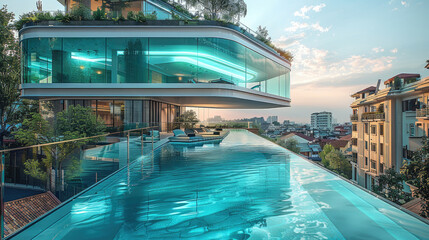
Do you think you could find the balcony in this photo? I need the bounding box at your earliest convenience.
[350,114,359,121]
[416,108,429,118]
[361,112,385,121]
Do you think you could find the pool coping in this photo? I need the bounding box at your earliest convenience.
[252,131,429,226]
[6,139,170,239]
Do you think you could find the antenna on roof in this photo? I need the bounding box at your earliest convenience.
[375,79,381,94]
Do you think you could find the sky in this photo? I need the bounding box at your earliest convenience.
[3,0,429,123]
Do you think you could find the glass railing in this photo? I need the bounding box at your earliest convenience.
[0,121,253,237]
[1,125,164,238]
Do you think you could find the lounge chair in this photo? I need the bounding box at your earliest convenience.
[134,130,160,144]
[169,129,204,142]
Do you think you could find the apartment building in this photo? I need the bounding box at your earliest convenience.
[350,73,429,190]
[311,111,333,131]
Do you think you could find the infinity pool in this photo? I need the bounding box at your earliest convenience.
[10,130,429,239]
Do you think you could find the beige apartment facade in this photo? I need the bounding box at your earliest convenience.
[351,74,429,190]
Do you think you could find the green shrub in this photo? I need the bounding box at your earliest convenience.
[146,11,157,20]
[70,3,92,21]
[92,7,107,20]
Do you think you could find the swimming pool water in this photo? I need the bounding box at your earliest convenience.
[10,130,429,239]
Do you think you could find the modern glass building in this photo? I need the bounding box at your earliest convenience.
[19,0,291,130]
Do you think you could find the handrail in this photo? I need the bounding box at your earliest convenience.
[0,126,157,154]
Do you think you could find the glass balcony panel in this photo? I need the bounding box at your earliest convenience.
[198,38,246,87]
[107,38,149,83]
[246,47,266,91]
[62,38,107,83]
[148,38,198,83]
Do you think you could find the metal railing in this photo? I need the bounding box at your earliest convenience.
[350,114,358,121]
[416,108,429,118]
[361,112,385,121]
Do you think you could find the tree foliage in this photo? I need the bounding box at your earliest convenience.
[373,168,411,205]
[14,105,106,189]
[319,144,351,179]
[174,110,200,129]
[320,144,334,167]
[403,137,429,217]
[0,6,39,149]
[192,0,247,22]
[256,25,294,62]
[277,138,300,154]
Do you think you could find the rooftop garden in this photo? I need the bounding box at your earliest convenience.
[14,0,293,62]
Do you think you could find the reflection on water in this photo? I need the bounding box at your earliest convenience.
[33,131,343,239]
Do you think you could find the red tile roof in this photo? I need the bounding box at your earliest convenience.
[340,134,352,141]
[402,198,427,219]
[384,73,421,85]
[4,191,61,236]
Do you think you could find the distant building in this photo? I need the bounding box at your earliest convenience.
[267,116,279,124]
[279,132,321,158]
[311,112,333,131]
[350,73,429,190]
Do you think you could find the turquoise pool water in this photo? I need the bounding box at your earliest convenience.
[10,130,429,239]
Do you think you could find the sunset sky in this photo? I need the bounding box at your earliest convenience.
[4,0,429,123]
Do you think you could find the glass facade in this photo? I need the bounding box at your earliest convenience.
[22,37,291,98]
[51,99,181,131]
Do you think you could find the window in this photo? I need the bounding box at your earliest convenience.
[352,138,357,146]
[379,124,384,136]
[380,143,383,156]
[402,99,418,112]
[365,141,368,150]
[352,124,357,131]
[371,125,377,135]
[371,143,376,152]
[371,160,376,170]
[365,157,368,165]
[410,124,415,137]
[379,163,384,173]
[365,123,369,134]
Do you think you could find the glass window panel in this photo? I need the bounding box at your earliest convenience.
[97,100,114,127]
[25,38,62,83]
[107,38,148,83]
[285,71,291,98]
[246,48,266,91]
[266,59,279,95]
[198,38,246,87]
[113,100,125,128]
[62,38,106,83]
[148,38,198,83]
[145,2,171,19]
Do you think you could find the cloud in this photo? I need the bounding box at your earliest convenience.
[401,1,409,6]
[290,43,395,86]
[275,33,306,49]
[294,4,326,19]
[372,47,385,53]
[285,21,330,33]
[391,48,398,53]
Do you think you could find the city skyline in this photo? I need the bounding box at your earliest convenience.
[4,0,429,123]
